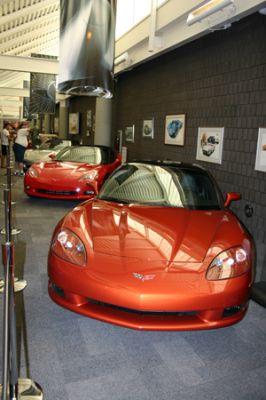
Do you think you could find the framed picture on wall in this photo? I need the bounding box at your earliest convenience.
[164,114,186,146]
[125,125,135,143]
[142,119,154,139]
[255,127,266,172]
[69,112,80,134]
[196,127,224,164]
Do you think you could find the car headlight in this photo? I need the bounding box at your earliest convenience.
[51,228,86,266]
[28,167,39,178]
[206,246,250,280]
[80,169,99,181]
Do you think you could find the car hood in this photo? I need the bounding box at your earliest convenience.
[32,161,100,178]
[72,200,244,264]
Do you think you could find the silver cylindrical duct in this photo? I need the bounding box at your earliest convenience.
[58,0,116,98]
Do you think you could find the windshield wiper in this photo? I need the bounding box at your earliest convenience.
[98,196,130,204]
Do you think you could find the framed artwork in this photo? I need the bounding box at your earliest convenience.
[255,128,266,172]
[164,114,186,146]
[142,119,154,139]
[69,112,80,134]
[125,125,135,143]
[196,127,224,164]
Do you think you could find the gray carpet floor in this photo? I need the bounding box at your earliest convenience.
[0,169,266,400]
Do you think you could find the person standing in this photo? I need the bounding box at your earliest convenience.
[1,121,11,168]
[13,121,30,176]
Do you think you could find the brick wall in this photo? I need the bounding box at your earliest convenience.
[113,13,266,280]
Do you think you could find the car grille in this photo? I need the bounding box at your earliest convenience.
[37,189,77,196]
[88,298,198,317]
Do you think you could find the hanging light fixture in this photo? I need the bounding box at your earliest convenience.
[114,52,129,66]
[187,0,234,26]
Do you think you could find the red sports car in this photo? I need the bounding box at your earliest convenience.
[24,145,121,200]
[48,161,255,330]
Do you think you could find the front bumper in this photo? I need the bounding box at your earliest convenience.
[48,252,252,331]
[24,177,96,200]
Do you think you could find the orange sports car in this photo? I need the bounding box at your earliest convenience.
[48,161,255,330]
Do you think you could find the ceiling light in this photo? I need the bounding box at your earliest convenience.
[187,0,234,26]
[114,52,129,66]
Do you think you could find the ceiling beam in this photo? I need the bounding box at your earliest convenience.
[0,99,23,107]
[0,86,70,104]
[0,87,29,97]
[0,54,58,74]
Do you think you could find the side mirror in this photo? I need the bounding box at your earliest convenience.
[49,152,56,160]
[224,192,241,208]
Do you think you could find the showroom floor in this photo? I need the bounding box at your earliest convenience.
[0,168,266,400]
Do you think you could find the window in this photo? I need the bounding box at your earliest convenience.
[115,0,167,39]
[98,163,222,210]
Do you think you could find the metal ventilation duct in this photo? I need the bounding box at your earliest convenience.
[58,0,116,98]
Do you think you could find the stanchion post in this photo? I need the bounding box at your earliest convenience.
[0,146,43,400]
[0,144,21,237]
[6,144,12,190]
[1,188,19,400]
[1,241,18,400]
[1,241,11,400]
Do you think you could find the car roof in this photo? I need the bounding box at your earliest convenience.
[129,160,207,172]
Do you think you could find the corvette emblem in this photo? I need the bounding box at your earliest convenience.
[132,273,155,282]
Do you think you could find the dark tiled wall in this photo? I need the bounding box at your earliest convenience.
[113,13,266,279]
[69,96,96,145]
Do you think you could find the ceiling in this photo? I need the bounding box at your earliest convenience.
[0,0,59,86]
[0,0,59,118]
[0,0,266,120]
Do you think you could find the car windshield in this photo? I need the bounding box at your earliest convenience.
[98,163,223,210]
[55,146,111,164]
[39,139,70,151]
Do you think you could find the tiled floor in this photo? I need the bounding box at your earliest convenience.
[0,170,266,400]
